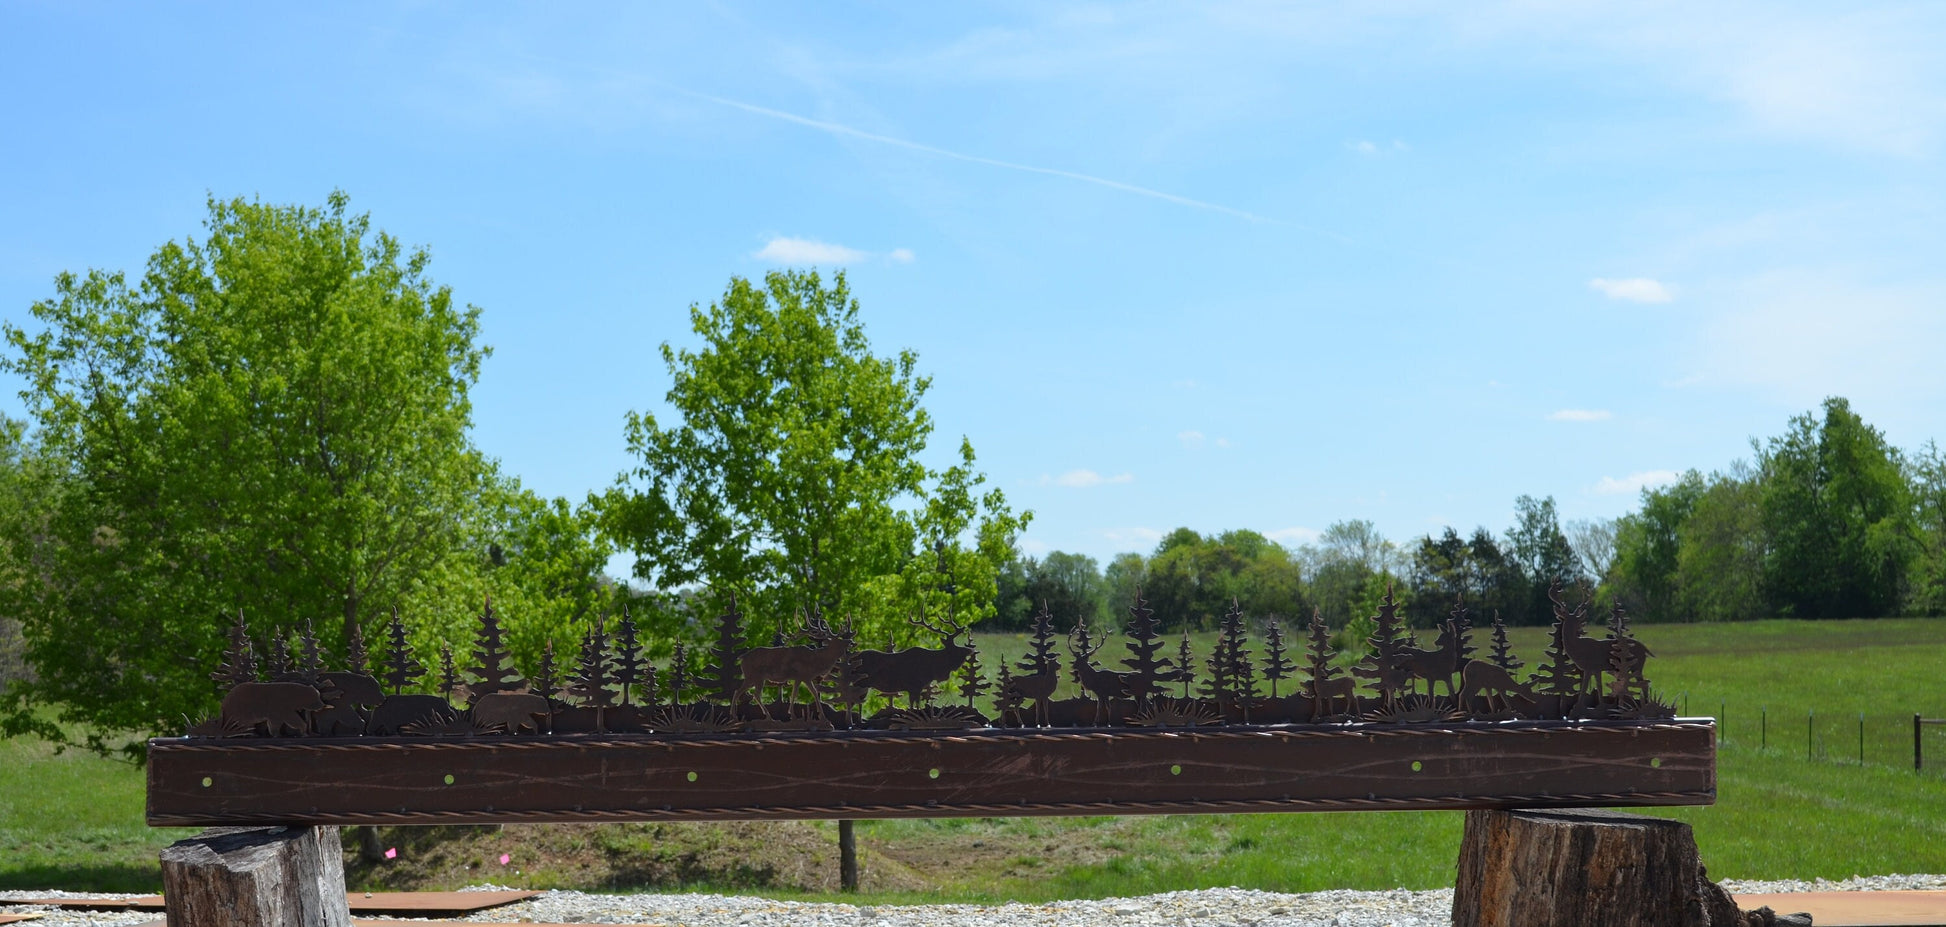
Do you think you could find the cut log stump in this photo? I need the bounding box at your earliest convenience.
[1454,808,1799,927]
[159,826,351,927]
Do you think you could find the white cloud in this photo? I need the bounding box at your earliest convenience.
[1589,277,1674,304]
[1104,527,1164,546]
[1548,409,1612,422]
[754,237,916,266]
[1177,430,1205,446]
[1594,470,1681,496]
[1266,526,1321,545]
[1347,139,1407,156]
[1043,469,1134,488]
[755,237,867,265]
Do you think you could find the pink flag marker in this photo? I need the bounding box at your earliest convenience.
[384,847,397,860]
[498,853,511,865]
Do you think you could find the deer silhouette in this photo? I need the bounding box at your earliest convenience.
[1396,619,1466,698]
[1457,661,1534,715]
[1555,591,1651,701]
[1008,658,1061,727]
[738,614,848,720]
[1069,620,1134,725]
[1309,675,1358,721]
[853,612,972,707]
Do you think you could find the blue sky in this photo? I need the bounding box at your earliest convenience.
[4,2,1944,568]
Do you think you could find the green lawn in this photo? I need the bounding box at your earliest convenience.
[3,617,1942,898]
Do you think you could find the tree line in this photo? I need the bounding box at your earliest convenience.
[994,397,1946,635]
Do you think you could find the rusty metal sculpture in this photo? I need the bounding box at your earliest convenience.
[154,580,1705,827]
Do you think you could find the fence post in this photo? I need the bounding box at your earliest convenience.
[1920,714,1926,772]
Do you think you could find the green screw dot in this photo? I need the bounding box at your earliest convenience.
[443,774,455,785]
[928,768,940,779]
[1170,765,1182,776]
[1651,757,1663,768]
[200,777,213,788]
[687,771,698,782]
[1410,761,1423,772]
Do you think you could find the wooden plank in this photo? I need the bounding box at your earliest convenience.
[0,898,133,910]
[119,891,539,915]
[344,891,538,914]
[0,915,46,924]
[147,720,1713,826]
[1733,891,1946,927]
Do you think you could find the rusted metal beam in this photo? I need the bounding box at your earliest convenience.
[147,719,1714,827]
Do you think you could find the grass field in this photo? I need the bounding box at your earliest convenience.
[3,617,1943,900]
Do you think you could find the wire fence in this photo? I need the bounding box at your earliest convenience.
[1694,693,1946,778]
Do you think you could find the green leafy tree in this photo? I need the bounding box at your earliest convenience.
[1757,397,1916,618]
[0,193,502,753]
[1506,495,1581,622]
[1674,469,1767,622]
[602,270,1026,648]
[1610,471,1707,621]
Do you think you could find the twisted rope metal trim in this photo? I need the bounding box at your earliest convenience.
[147,790,1716,827]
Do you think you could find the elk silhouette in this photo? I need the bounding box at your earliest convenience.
[1068,620,1135,725]
[853,613,972,707]
[738,614,848,720]
[1555,591,1651,700]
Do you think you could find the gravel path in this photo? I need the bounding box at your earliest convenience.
[8,876,1946,927]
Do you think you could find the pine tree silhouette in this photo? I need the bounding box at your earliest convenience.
[438,645,459,703]
[293,620,324,686]
[1303,608,1341,700]
[1605,604,1642,702]
[213,611,257,690]
[1488,611,1521,672]
[666,641,691,707]
[958,640,988,709]
[1448,598,1477,669]
[1262,618,1295,698]
[382,609,424,695]
[570,622,617,730]
[265,629,294,682]
[533,640,561,706]
[1176,633,1196,698]
[1352,585,1410,709]
[1019,602,1062,676]
[994,662,1022,724]
[1118,594,1174,707]
[614,608,644,706]
[706,596,746,703]
[468,597,523,698]
[345,616,370,676]
[1531,596,1580,700]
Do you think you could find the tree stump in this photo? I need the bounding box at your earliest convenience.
[160,826,351,927]
[1454,808,1765,927]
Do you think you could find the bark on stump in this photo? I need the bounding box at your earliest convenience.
[1453,808,1754,927]
[159,826,352,927]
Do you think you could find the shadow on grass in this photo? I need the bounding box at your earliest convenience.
[0,862,162,893]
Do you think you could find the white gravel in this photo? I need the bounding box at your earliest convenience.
[7,877,1945,927]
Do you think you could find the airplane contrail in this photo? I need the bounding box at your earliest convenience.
[682,90,1283,225]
